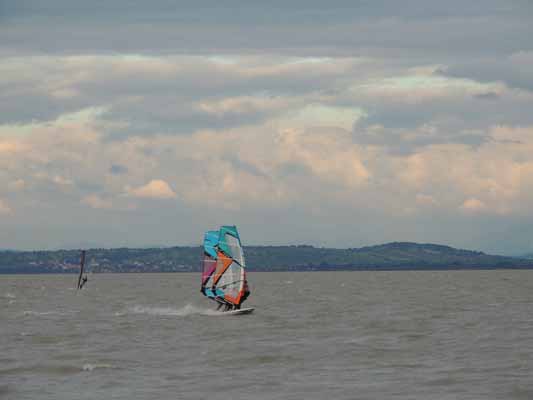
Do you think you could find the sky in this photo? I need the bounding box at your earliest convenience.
[1,1,533,254]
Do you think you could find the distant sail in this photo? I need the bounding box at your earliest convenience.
[200,225,249,307]
[76,250,87,289]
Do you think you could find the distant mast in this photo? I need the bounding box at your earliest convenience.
[76,250,87,289]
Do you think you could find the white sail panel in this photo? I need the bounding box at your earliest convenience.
[216,261,244,303]
[224,233,245,267]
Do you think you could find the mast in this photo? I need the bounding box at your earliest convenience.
[77,250,86,289]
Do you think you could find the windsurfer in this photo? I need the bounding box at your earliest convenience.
[200,226,252,314]
[79,276,88,289]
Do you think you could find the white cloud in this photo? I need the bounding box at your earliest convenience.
[275,127,370,188]
[128,179,177,199]
[1,45,533,251]
[0,139,26,154]
[196,95,297,118]
[52,175,74,186]
[350,69,506,105]
[81,194,113,209]
[416,193,438,206]
[274,104,366,131]
[460,198,487,213]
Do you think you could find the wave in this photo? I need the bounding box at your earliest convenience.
[22,310,79,317]
[82,363,114,372]
[3,292,16,299]
[128,304,221,317]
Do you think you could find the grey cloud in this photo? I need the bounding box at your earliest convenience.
[0,55,358,126]
[109,164,128,175]
[353,125,488,156]
[474,92,500,100]
[275,162,313,179]
[358,96,530,131]
[101,96,282,138]
[442,53,533,92]
[3,0,523,24]
[223,157,269,179]
[2,1,532,57]
[347,87,533,152]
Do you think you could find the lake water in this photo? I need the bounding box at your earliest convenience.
[1,271,533,399]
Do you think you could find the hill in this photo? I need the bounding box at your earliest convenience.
[1,242,532,273]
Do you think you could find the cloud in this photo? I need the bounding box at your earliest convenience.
[81,194,113,209]
[2,1,532,58]
[443,51,533,92]
[350,70,505,105]
[416,193,438,206]
[195,95,297,119]
[109,164,128,175]
[0,199,11,214]
[8,179,25,191]
[461,198,487,213]
[1,1,533,252]
[275,127,370,188]
[127,179,177,199]
[0,54,365,132]
[0,139,26,154]
[51,175,73,186]
[275,104,366,131]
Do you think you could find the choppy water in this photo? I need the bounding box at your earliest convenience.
[1,271,533,399]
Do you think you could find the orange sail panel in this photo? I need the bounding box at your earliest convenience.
[213,251,232,285]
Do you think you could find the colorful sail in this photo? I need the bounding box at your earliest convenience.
[200,225,250,307]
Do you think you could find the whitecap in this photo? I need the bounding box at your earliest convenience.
[129,304,221,317]
[82,363,113,372]
[22,310,79,317]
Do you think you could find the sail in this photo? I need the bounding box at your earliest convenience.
[76,250,86,290]
[200,225,249,306]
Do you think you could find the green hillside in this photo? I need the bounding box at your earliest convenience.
[1,242,532,273]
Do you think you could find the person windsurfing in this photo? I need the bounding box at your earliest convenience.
[200,226,253,314]
[77,250,88,290]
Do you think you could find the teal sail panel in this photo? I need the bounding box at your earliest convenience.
[203,230,219,259]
